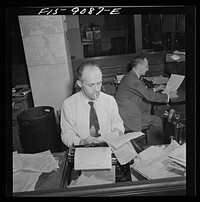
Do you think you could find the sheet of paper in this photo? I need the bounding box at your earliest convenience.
[82,165,115,183]
[102,132,144,149]
[74,147,112,170]
[13,151,23,172]
[143,140,180,165]
[138,146,165,165]
[132,141,184,179]
[13,170,41,193]
[162,74,185,94]
[16,151,59,173]
[133,156,183,179]
[69,173,113,187]
[167,143,186,164]
[108,141,138,165]
[13,150,59,193]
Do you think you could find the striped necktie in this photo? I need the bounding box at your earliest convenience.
[88,101,100,137]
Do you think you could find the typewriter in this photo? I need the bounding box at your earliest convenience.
[60,142,132,188]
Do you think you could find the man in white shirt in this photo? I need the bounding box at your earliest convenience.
[60,61,124,147]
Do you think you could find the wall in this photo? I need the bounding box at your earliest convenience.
[18,16,74,112]
[72,51,167,95]
[65,15,83,59]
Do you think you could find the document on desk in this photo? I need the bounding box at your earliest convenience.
[74,147,112,170]
[167,143,186,166]
[101,131,144,149]
[69,173,113,187]
[13,150,59,193]
[108,141,138,165]
[162,74,185,94]
[13,150,59,173]
[132,140,185,179]
[99,132,143,165]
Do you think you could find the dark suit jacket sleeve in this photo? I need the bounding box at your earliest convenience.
[129,79,168,103]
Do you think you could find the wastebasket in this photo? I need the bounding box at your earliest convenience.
[17,106,61,153]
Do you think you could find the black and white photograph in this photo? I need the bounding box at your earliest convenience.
[6,5,196,196]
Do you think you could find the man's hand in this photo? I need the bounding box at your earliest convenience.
[79,136,104,145]
[169,91,179,99]
[112,127,124,136]
[154,84,166,92]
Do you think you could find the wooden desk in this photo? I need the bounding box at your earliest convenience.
[13,147,186,196]
[164,52,185,89]
[34,152,68,191]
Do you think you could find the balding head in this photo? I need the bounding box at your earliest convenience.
[76,62,103,100]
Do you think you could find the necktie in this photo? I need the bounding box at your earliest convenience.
[88,101,100,137]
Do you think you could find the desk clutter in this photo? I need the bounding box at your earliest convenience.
[12,84,31,97]
[13,150,59,193]
[63,144,132,188]
[13,141,186,193]
[62,139,186,188]
[132,140,186,180]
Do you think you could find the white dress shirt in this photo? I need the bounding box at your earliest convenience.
[60,91,125,147]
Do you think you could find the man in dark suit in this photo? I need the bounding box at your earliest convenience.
[115,55,178,145]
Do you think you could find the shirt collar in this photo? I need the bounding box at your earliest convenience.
[133,70,140,79]
[80,91,100,107]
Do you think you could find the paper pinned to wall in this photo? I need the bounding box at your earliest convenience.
[162,74,185,94]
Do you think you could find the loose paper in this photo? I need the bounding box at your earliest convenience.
[162,74,185,94]
[108,141,138,165]
[13,150,59,193]
[101,131,144,149]
[69,173,113,187]
[167,143,186,165]
[74,147,112,170]
[132,141,185,179]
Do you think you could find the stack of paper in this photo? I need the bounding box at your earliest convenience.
[100,132,144,165]
[167,143,186,173]
[131,140,186,179]
[13,150,59,193]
